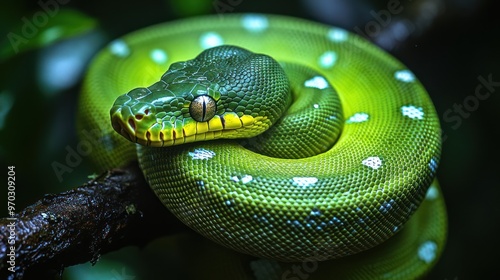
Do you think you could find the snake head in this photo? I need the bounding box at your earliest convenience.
[110,45,290,147]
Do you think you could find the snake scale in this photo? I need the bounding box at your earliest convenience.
[77,14,447,279]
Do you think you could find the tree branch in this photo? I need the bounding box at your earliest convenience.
[0,162,186,280]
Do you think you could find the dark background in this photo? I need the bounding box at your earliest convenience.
[1,0,499,279]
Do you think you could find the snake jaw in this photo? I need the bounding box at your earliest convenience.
[111,107,265,147]
[143,113,263,147]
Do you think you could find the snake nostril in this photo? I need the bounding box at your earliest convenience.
[128,118,136,131]
[135,114,143,120]
[144,109,150,115]
[112,119,121,132]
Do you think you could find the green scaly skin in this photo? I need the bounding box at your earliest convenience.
[77,14,446,279]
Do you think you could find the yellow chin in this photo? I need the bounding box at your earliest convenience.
[136,113,269,147]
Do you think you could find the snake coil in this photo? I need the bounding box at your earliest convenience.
[78,14,446,278]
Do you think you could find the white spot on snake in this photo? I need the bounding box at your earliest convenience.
[242,14,269,32]
[292,177,318,187]
[313,104,320,109]
[230,175,253,184]
[346,113,369,123]
[241,175,253,183]
[304,76,329,89]
[318,51,337,69]
[197,180,205,191]
[188,148,215,160]
[200,32,224,49]
[426,185,439,200]
[362,156,382,169]
[109,39,130,57]
[310,208,321,216]
[289,220,302,228]
[418,241,438,263]
[395,70,415,82]
[379,199,395,214]
[254,214,269,224]
[401,105,424,120]
[429,158,438,174]
[150,49,168,64]
[327,28,348,42]
[393,226,399,232]
[328,216,344,226]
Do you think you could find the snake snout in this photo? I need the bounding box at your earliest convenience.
[110,103,160,145]
[110,108,137,142]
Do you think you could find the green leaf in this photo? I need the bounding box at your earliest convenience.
[0,9,97,62]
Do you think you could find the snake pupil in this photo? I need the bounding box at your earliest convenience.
[190,95,217,122]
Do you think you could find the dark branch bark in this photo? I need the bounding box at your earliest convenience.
[0,162,186,280]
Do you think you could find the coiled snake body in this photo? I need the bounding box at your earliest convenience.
[78,14,446,279]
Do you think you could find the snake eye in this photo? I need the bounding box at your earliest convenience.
[189,95,217,122]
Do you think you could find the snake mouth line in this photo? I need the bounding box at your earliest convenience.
[111,111,265,147]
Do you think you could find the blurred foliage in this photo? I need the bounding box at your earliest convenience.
[0,9,97,62]
[169,0,214,16]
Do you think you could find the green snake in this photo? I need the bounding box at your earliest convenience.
[77,14,446,279]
